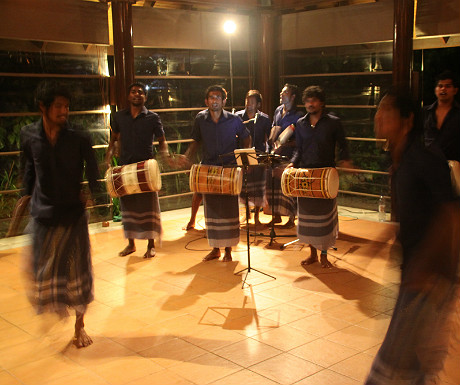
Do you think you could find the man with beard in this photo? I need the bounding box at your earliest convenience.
[21,81,100,347]
[182,85,250,262]
[106,82,170,258]
[287,85,352,268]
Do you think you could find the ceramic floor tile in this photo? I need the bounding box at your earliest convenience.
[182,325,247,352]
[252,324,318,351]
[321,301,380,324]
[294,368,361,385]
[139,337,208,368]
[88,355,164,385]
[208,368,280,385]
[168,352,242,384]
[324,325,383,351]
[214,337,282,367]
[123,369,195,385]
[288,313,351,337]
[9,354,86,385]
[289,338,360,367]
[249,352,323,385]
[257,302,315,325]
[0,370,23,385]
[329,352,376,382]
[40,369,110,385]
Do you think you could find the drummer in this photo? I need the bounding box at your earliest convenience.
[106,82,170,259]
[287,85,353,268]
[182,85,250,262]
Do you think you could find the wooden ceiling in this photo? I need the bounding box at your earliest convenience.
[94,0,377,14]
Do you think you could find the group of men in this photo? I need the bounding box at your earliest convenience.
[20,69,460,371]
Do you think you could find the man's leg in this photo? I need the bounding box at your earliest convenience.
[185,193,202,230]
[320,250,333,268]
[254,206,262,227]
[203,247,221,261]
[301,245,318,266]
[144,239,156,258]
[223,247,232,262]
[119,238,136,256]
[73,311,92,348]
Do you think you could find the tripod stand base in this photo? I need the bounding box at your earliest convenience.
[235,266,276,288]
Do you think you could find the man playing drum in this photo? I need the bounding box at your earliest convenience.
[106,82,170,259]
[266,84,303,228]
[287,85,352,268]
[182,85,250,262]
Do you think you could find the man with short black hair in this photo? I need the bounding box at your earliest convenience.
[423,70,460,162]
[183,85,250,262]
[106,82,169,258]
[21,81,100,348]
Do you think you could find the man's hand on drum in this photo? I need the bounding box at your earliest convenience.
[337,159,355,172]
[286,163,294,169]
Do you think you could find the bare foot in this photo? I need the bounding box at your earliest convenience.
[203,248,221,261]
[183,221,195,231]
[143,248,156,258]
[301,255,318,266]
[73,327,93,348]
[119,245,136,256]
[320,253,333,268]
[222,247,232,262]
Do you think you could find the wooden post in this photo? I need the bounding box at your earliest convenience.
[110,0,135,110]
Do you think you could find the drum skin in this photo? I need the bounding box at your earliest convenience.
[189,164,242,195]
[281,167,339,199]
[105,159,162,198]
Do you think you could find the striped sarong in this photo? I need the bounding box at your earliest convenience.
[120,191,162,240]
[297,197,338,250]
[240,164,267,207]
[264,165,296,217]
[203,194,240,248]
[26,214,93,315]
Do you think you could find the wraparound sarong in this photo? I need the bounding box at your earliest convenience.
[264,165,296,217]
[120,191,162,241]
[25,214,93,315]
[203,194,240,248]
[297,197,338,250]
[240,164,267,208]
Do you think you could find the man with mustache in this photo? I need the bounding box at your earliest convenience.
[423,70,460,162]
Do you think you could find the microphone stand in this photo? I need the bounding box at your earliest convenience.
[233,149,276,288]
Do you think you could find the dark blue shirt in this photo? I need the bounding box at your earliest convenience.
[21,119,100,225]
[111,107,165,165]
[235,110,271,152]
[272,105,303,158]
[423,100,460,162]
[394,139,453,270]
[291,112,350,168]
[191,109,250,166]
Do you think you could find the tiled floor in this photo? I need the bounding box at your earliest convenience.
[0,206,458,385]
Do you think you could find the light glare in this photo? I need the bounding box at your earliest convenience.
[223,20,236,35]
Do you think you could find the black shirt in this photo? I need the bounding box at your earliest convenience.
[235,110,271,152]
[394,138,453,269]
[21,119,100,225]
[423,100,460,162]
[111,107,165,165]
[291,112,350,168]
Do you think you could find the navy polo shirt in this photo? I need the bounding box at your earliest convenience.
[111,107,165,165]
[236,109,271,152]
[192,109,250,166]
[272,105,303,158]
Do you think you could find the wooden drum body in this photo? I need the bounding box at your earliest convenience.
[105,159,161,198]
[281,167,339,199]
[189,164,242,195]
